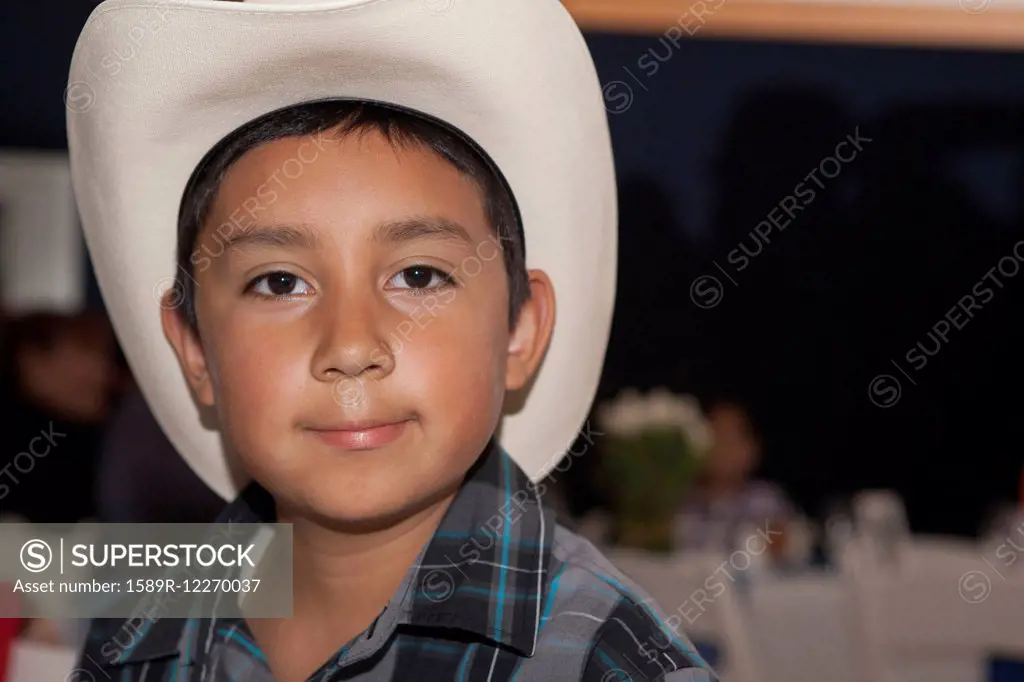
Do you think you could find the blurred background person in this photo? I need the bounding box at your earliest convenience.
[0,311,123,651]
[0,310,120,523]
[675,396,797,561]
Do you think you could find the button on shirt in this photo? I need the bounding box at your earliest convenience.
[77,442,716,681]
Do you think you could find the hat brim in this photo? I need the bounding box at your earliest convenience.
[67,0,617,500]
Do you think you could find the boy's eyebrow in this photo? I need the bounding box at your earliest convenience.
[220,224,321,252]
[216,216,474,254]
[373,217,474,246]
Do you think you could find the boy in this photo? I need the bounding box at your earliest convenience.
[66,0,715,680]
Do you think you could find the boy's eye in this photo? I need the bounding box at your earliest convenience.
[247,271,313,298]
[387,265,454,292]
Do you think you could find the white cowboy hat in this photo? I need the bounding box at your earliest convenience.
[66,0,617,501]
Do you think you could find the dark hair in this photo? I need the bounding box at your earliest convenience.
[0,311,113,388]
[173,100,529,329]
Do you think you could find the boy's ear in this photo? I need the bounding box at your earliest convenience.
[160,297,216,406]
[506,269,555,392]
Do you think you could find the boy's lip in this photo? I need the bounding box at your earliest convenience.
[305,417,414,451]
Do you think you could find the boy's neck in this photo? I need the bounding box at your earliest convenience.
[281,484,461,624]
[247,484,462,682]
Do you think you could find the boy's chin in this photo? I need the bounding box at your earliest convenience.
[280,481,460,534]
[304,500,430,532]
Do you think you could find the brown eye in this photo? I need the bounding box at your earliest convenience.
[403,266,436,289]
[249,271,312,298]
[388,265,454,292]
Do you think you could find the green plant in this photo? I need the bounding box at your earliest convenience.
[596,388,711,551]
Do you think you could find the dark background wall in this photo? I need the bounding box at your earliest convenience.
[3,2,1023,536]
[584,34,1024,537]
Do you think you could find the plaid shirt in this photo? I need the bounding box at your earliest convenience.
[77,442,716,681]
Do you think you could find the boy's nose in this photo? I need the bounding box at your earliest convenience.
[311,298,395,383]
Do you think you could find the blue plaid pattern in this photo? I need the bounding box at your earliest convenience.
[76,442,716,681]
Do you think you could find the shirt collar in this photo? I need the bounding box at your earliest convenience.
[119,440,554,665]
[403,440,554,657]
[112,487,274,665]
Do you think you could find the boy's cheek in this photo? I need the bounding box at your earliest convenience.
[206,338,308,419]
[395,335,506,426]
[387,291,504,349]
[396,338,497,394]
